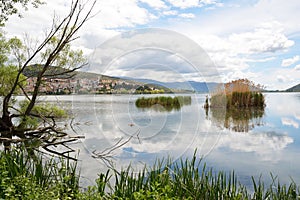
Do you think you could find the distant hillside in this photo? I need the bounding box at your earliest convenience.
[22,65,218,93]
[23,65,120,80]
[23,64,75,78]
[286,83,300,92]
[119,77,218,93]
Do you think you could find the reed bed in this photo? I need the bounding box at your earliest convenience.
[135,96,191,110]
[91,152,300,199]
[1,149,299,199]
[0,148,79,199]
[209,79,265,108]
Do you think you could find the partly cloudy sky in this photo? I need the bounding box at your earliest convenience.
[3,0,300,90]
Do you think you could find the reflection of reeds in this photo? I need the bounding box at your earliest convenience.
[209,107,265,132]
[135,96,191,111]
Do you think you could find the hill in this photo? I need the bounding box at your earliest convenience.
[119,77,218,93]
[286,83,300,92]
[22,65,218,93]
[23,65,121,80]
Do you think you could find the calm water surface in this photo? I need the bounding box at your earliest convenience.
[42,93,300,187]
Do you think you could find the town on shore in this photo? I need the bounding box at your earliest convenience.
[24,74,172,95]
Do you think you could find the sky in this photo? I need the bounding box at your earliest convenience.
[3,0,300,90]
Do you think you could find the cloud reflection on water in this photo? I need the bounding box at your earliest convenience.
[41,93,300,186]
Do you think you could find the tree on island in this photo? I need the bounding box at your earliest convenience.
[0,0,96,159]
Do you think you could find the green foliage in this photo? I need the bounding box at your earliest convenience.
[91,152,300,199]
[8,36,27,66]
[20,100,67,117]
[135,96,191,111]
[18,100,67,129]
[0,65,26,96]
[0,34,27,96]
[0,0,44,26]
[41,36,86,69]
[0,148,79,199]
[0,31,9,65]
[134,84,172,94]
[0,149,299,199]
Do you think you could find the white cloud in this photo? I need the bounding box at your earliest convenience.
[281,118,299,129]
[256,68,300,90]
[139,0,167,10]
[163,10,178,16]
[166,0,221,9]
[178,21,294,84]
[281,55,300,67]
[243,57,276,63]
[4,0,156,35]
[179,13,195,19]
[277,75,287,83]
[295,64,300,71]
[2,0,300,89]
[166,0,203,9]
[3,0,158,54]
[227,22,294,54]
[96,0,156,28]
[218,131,293,155]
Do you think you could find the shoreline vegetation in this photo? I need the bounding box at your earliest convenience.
[1,149,299,199]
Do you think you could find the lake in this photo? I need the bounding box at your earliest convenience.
[40,92,300,187]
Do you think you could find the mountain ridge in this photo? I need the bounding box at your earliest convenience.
[117,77,219,93]
[286,83,300,92]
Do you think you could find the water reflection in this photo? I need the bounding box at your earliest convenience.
[207,107,265,132]
[36,93,300,187]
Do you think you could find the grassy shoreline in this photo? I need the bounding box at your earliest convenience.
[0,149,299,199]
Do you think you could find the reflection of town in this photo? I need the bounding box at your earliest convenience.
[24,76,142,94]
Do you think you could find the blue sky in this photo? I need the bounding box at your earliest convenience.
[4,0,300,90]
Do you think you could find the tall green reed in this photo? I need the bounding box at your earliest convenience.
[0,147,79,199]
[94,151,299,199]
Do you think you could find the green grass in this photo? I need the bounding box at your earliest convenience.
[0,149,299,199]
[0,148,79,199]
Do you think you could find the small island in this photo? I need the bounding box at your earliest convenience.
[135,96,191,111]
[205,79,266,132]
[206,79,265,109]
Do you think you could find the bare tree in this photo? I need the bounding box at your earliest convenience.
[0,0,96,160]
